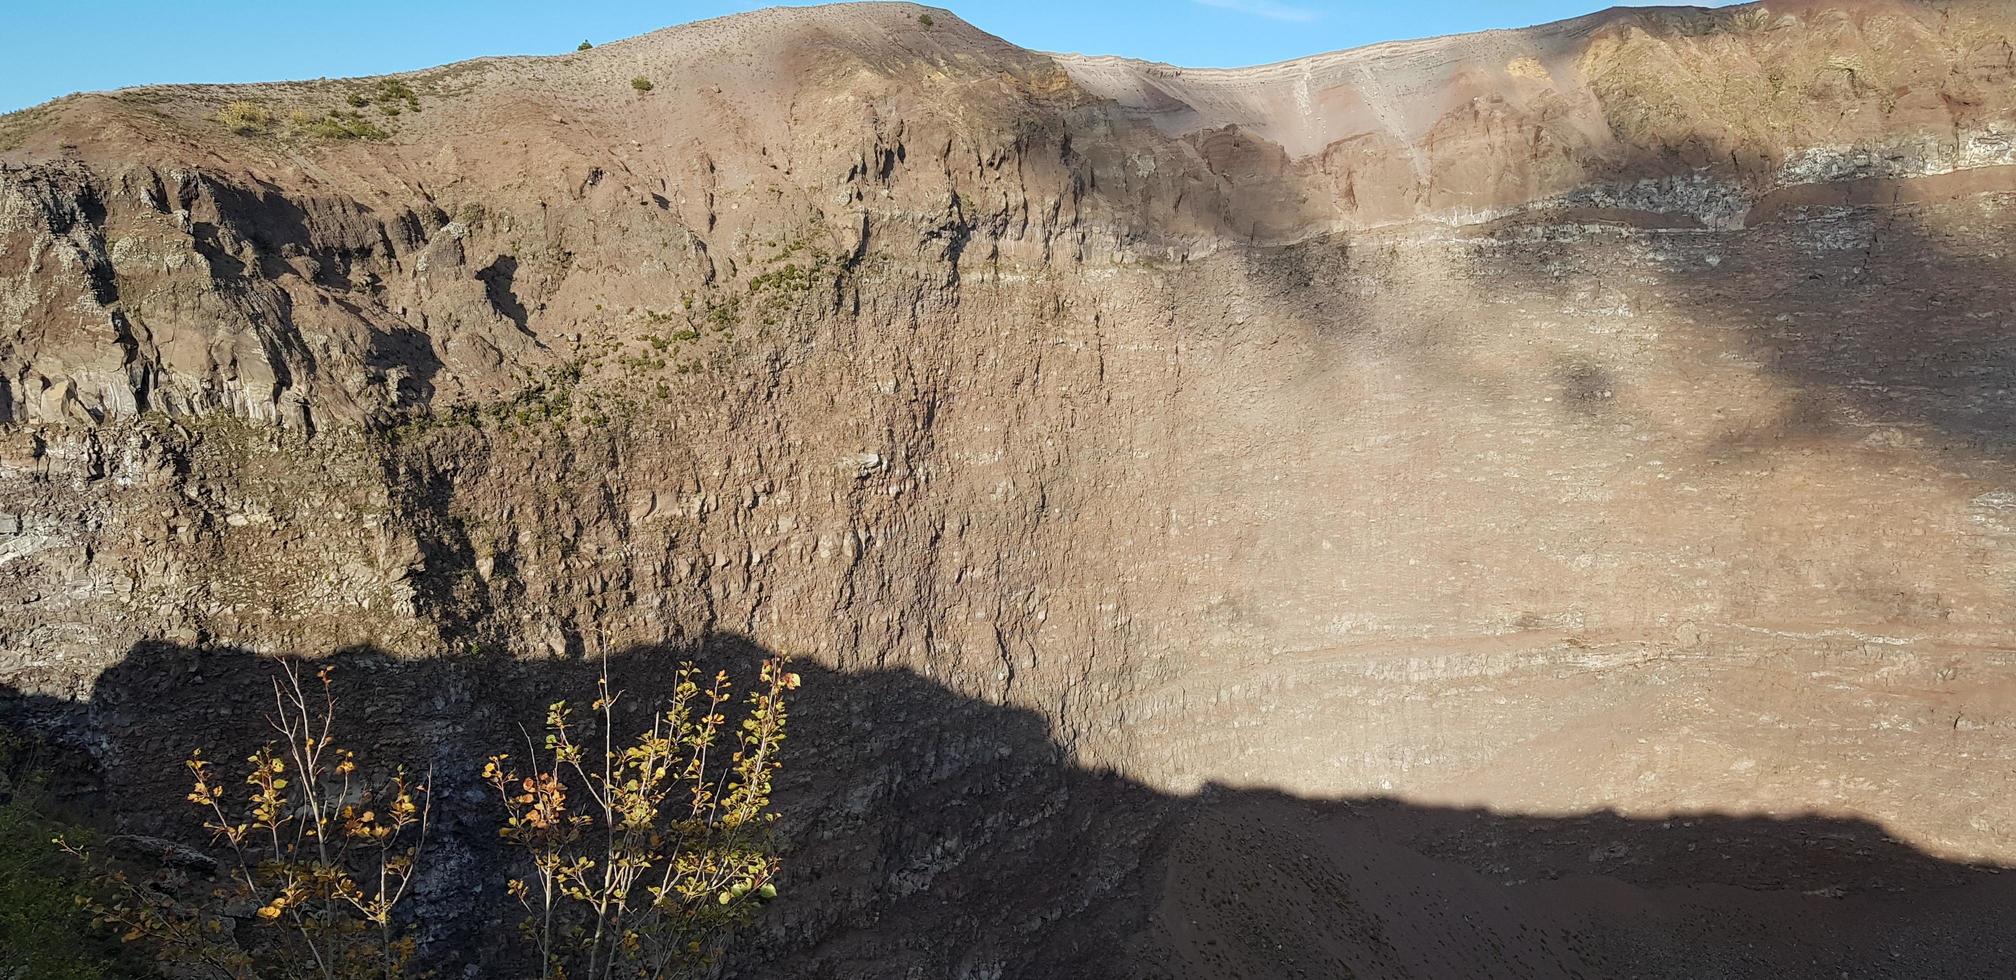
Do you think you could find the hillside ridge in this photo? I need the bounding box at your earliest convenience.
[7,2,2016,976]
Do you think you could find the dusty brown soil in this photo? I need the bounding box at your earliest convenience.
[6,2,2016,976]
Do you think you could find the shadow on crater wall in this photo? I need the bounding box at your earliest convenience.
[4,636,2013,980]
[1647,196,2004,453]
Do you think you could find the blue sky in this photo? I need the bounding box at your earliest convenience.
[1,0,1744,115]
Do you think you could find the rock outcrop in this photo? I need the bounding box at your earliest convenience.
[6,2,2016,976]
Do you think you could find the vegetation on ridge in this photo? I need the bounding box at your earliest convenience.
[374,231,841,444]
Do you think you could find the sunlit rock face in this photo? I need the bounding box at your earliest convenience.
[6,2,2016,976]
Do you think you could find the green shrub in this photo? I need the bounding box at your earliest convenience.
[631,76,654,93]
[340,78,420,118]
[375,79,415,102]
[577,40,593,51]
[291,109,390,141]
[918,13,935,27]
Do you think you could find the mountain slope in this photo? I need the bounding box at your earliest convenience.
[7,2,2016,976]
[7,2,2014,427]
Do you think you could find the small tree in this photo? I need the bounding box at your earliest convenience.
[65,664,431,980]
[578,40,593,51]
[484,657,796,980]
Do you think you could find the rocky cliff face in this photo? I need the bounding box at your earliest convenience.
[8,2,2016,976]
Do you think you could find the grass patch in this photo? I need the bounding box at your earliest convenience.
[216,100,275,135]
[0,102,60,152]
[0,728,135,980]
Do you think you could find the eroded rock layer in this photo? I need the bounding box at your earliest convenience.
[6,2,2016,976]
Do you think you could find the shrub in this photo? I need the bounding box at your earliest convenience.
[64,665,431,979]
[578,40,593,51]
[293,109,390,141]
[338,79,420,119]
[631,76,654,93]
[918,13,935,27]
[372,79,419,115]
[37,653,802,978]
[216,100,274,135]
[484,657,797,979]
